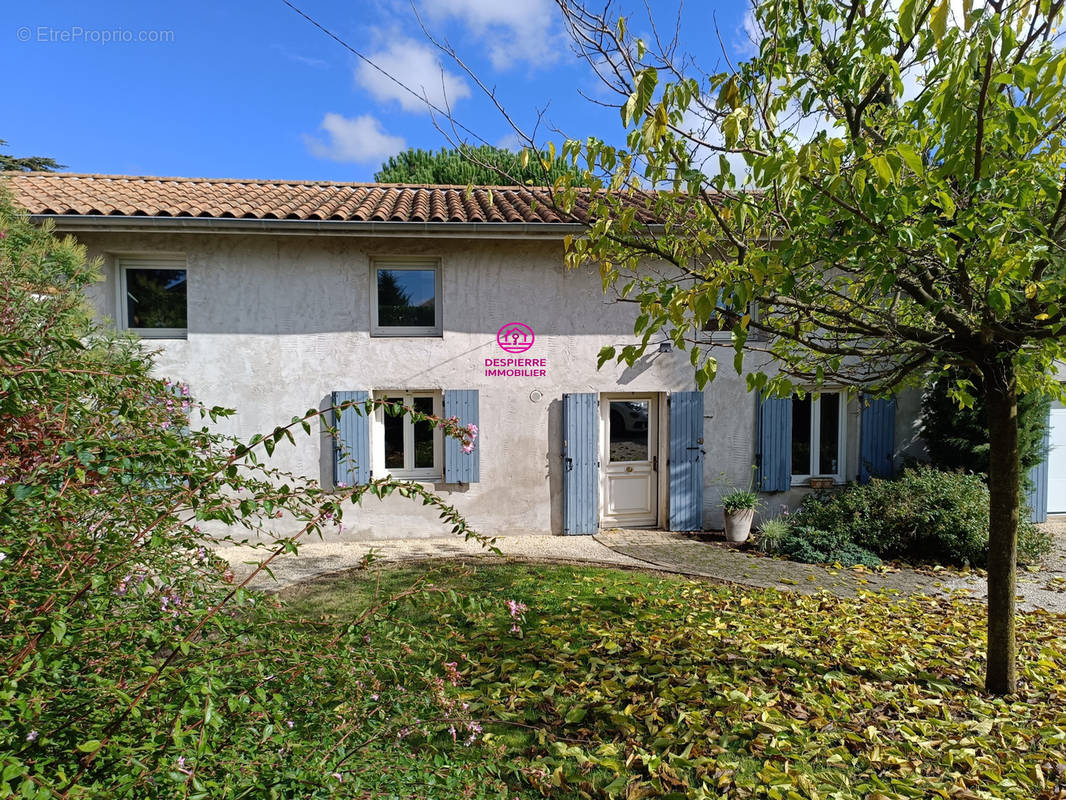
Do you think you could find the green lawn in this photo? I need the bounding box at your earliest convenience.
[283,561,1066,800]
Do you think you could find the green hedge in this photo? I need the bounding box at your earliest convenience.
[786,467,1052,567]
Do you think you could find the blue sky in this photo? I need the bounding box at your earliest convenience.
[4,0,752,182]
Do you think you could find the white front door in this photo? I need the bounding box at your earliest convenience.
[600,395,659,528]
[1049,403,1066,514]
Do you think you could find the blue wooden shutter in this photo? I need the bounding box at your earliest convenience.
[332,390,371,487]
[757,393,792,492]
[562,393,598,535]
[669,391,704,531]
[444,389,480,483]
[1026,408,1050,523]
[859,395,896,483]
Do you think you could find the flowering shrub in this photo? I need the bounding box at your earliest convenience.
[0,191,493,797]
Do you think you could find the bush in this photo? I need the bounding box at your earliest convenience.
[777,526,883,568]
[790,466,1052,567]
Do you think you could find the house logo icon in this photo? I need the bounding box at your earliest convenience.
[497,322,534,353]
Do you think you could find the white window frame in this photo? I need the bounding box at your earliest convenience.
[370,259,443,337]
[791,391,846,485]
[117,255,188,339]
[372,391,443,480]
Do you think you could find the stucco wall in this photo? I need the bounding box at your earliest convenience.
[76,231,764,538]
[73,229,922,538]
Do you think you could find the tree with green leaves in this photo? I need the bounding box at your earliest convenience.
[530,0,1066,694]
[0,138,64,172]
[375,145,590,186]
[922,370,1051,484]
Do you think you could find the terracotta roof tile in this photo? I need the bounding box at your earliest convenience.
[2,173,661,228]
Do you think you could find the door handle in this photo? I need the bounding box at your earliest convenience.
[625,465,634,472]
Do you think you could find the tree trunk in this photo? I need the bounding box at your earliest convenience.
[984,358,1019,695]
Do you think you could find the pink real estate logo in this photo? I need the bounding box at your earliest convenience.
[486,322,547,377]
[496,322,535,353]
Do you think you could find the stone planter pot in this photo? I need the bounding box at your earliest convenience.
[723,508,755,543]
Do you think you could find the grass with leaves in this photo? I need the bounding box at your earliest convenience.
[285,561,1066,800]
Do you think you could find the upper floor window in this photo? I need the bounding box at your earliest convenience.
[371,260,442,337]
[119,256,187,338]
[701,292,756,340]
[791,391,845,483]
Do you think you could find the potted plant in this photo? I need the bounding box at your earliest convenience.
[721,488,759,543]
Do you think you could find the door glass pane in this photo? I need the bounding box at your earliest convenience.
[609,401,649,462]
[125,268,187,329]
[791,395,812,475]
[383,396,404,469]
[377,269,436,327]
[818,394,841,475]
[412,396,435,469]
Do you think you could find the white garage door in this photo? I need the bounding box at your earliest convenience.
[1050,403,1066,514]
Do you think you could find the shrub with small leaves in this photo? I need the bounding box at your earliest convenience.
[777,526,883,568]
[790,466,1051,566]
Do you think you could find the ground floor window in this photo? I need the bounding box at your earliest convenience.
[374,391,442,480]
[791,391,845,483]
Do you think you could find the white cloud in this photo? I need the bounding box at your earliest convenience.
[356,36,471,113]
[303,113,406,163]
[419,0,561,69]
[495,132,524,150]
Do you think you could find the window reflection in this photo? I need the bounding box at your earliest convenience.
[609,401,649,462]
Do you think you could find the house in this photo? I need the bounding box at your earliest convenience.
[6,172,1060,535]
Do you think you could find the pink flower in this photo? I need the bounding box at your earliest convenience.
[443,661,461,686]
[461,422,479,454]
[506,599,527,619]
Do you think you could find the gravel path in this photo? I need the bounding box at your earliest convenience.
[939,520,1066,612]
[215,534,646,591]
[216,522,1066,613]
[595,521,1066,613]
